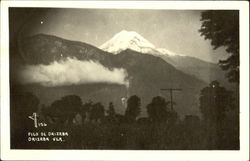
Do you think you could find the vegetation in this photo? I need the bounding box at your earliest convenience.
[199,81,239,149]
[125,95,141,123]
[9,10,239,150]
[199,10,239,83]
[10,83,239,149]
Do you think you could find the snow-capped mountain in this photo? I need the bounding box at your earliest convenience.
[19,33,206,117]
[100,30,230,87]
[18,33,230,119]
[100,30,183,57]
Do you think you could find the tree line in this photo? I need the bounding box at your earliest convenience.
[10,81,239,150]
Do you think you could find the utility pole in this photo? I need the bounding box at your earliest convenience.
[160,88,182,111]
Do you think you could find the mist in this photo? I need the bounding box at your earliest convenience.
[18,57,129,87]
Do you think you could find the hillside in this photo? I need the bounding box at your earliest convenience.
[14,34,207,117]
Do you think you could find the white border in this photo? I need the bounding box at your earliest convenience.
[1,1,249,161]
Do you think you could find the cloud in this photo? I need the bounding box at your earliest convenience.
[18,57,129,87]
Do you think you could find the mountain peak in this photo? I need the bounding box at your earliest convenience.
[100,30,156,54]
[99,30,184,58]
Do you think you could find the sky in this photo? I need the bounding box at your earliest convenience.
[17,8,228,63]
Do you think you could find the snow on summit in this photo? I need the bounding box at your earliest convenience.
[100,30,182,57]
[100,30,156,54]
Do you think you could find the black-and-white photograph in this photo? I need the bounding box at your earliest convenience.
[8,7,241,150]
[1,3,249,160]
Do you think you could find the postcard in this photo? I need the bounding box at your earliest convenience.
[1,1,249,160]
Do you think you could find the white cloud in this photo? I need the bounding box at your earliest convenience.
[18,57,129,87]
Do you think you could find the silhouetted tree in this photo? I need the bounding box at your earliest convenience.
[81,100,93,123]
[125,95,141,123]
[199,80,235,149]
[200,81,233,122]
[168,110,178,125]
[49,95,82,124]
[89,102,105,122]
[146,96,170,122]
[107,102,115,117]
[199,10,239,83]
[106,102,116,123]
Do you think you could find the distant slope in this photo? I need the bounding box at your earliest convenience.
[14,34,207,117]
[20,34,114,66]
[112,49,206,116]
[158,55,232,88]
[100,30,232,88]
